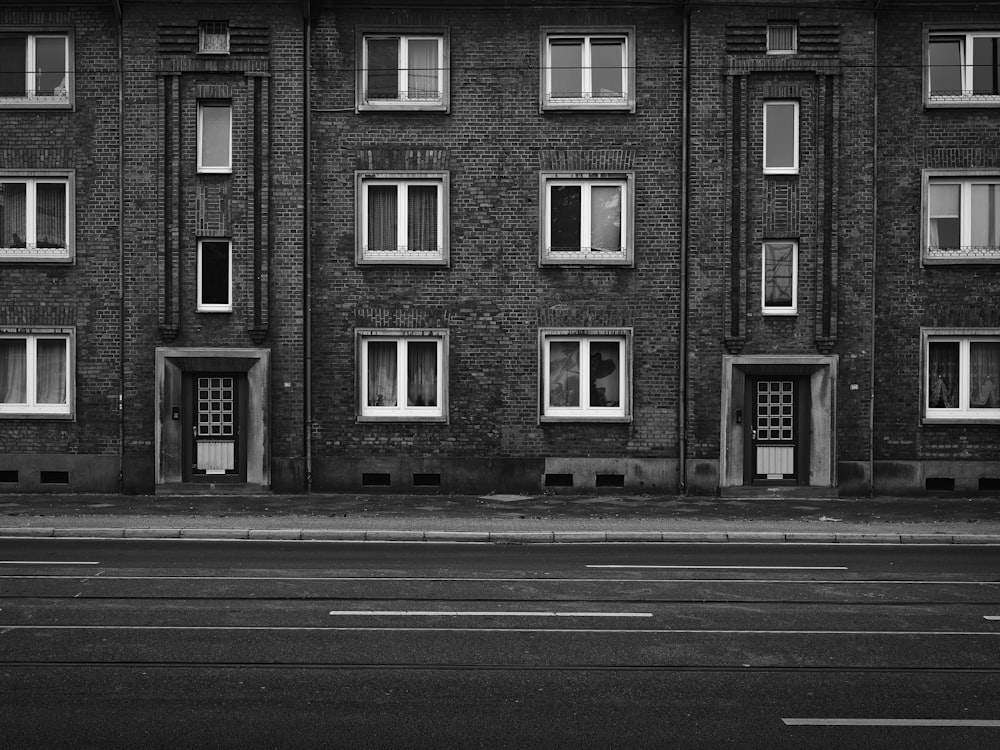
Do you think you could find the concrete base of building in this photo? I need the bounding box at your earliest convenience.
[873,460,1000,495]
[0,454,120,493]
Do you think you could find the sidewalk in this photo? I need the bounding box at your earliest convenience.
[1,491,999,544]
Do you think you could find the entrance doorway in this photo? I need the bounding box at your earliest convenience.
[746,377,808,484]
[182,372,248,482]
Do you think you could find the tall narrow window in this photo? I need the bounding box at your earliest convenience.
[762,241,797,314]
[928,31,1000,104]
[0,32,70,106]
[764,101,799,174]
[542,30,633,111]
[0,173,71,261]
[358,32,448,111]
[924,331,1000,421]
[198,103,232,173]
[197,239,232,312]
[0,330,72,416]
[359,332,447,420]
[925,173,1000,262]
[357,172,448,264]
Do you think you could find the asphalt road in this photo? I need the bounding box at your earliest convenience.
[1,540,998,749]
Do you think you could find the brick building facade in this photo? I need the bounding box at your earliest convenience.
[1,0,997,497]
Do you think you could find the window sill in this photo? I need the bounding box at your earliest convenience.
[762,309,798,317]
[358,102,448,114]
[0,411,74,420]
[357,415,447,423]
[926,97,1000,109]
[541,102,634,113]
[358,256,448,266]
[921,415,1000,425]
[540,255,633,267]
[923,254,1000,265]
[0,253,73,263]
[540,415,631,424]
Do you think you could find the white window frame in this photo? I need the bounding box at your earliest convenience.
[356,171,449,265]
[761,240,798,315]
[199,21,230,55]
[357,330,448,421]
[197,239,232,312]
[540,28,635,112]
[540,329,631,422]
[357,30,449,112]
[539,172,633,265]
[767,22,798,55]
[0,327,74,418]
[0,170,74,262]
[922,328,1000,423]
[763,101,799,175]
[926,29,1000,107]
[0,31,72,108]
[922,170,1000,264]
[197,102,232,174]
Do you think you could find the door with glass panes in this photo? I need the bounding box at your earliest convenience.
[745,377,808,485]
[182,373,247,481]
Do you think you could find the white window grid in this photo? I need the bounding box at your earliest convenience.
[761,240,798,315]
[199,21,230,54]
[540,174,632,264]
[197,102,232,173]
[927,31,1000,103]
[196,239,233,312]
[923,330,1000,421]
[543,34,630,106]
[0,33,70,104]
[196,376,235,437]
[540,330,630,421]
[357,173,447,263]
[763,101,799,175]
[358,332,446,420]
[360,34,445,107]
[0,175,71,259]
[924,174,1000,262]
[0,330,72,416]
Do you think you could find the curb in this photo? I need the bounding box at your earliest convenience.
[0,527,998,544]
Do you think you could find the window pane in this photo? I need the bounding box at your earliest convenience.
[0,182,27,248]
[406,341,437,407]
[550,40,582,98]
[34,37,66,96]
[200,105,231,169]
[200,242,230,306]
[367,341,397,407]
[590,40,624,97]
[768,25,795,52]
[928,342,959,408]
[0,36,26,96]
[367,185,398,252]
[764,244,795,307]
[0,338,27,403]
[366,38,399,100]
[407,38,439,100]
[589,342,620,407]
[929,183,961,248]
[549,186,581,251]
[929,38,963,96]
[970,183,1000,248]
[407,185,438,252]
[765,103,796,170]
[548,341,580,407]
[35,338,66,405]
[590,185,622,251]
[36,182,66,248]
[970,341,1000,408]
[972,37,999,95]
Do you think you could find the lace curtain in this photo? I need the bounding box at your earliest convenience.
[406,342,437,406]
[0,339,26,403]
[367,341,397,407]
[0,183,27,248]
[367,185,397,253]
[407,39,438,100]
[970,342,1000,408]
[407,186,437,253]
[0,338,64,405]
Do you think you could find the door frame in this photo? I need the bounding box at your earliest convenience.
[743,375,810,486]
[181,371,249,482]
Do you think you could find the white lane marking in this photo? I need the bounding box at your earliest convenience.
[2,575,994,584]
[985,616,1000,621]
[0,561,99,565]
[783,718,1000,727]
[588,565,848,570]
[3,626,999,635]
[328,610,653,618]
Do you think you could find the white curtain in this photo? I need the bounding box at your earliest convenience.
[1,183,27,248]
[406,342,437,406]
[35,339,66,405]
[407,185,437,252]
[36,182,66,248]
[970,184,1000,249]
[407,39,438,100]
[0,339,27,403]
[970,342,1000,408]
[367,185,397,253]
[590,185,621,251]
[367,341,397,407]
[928,342,958,408]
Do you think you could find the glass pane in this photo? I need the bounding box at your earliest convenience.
[200,242,230,305]
[590,40,624,97]
[549,40,582,98]
[765,103,796,170]
[549,185,581,251]
[929,38,963,96]
[768,25,795,52]
[406,341,437,407]
[0,36,26,96]
[590,185,622,251]
[548,341,580,407]
[970,184,1000,248]
[928,342,959,408]
[407,185,438,253]
[35,338,66,405]
[407,38,439,100]
[970,341,1000,408]
[34,37,66,96]
[589,341,620,407]
[367,185,398,252]
[366,38,399,100]
[764,243,795,307]
[367,341,397,407]
[972,37,999,95]
[929,183,961,249]
[200,105,231,169]
[0,338,27,403]
[35,182,66,248]
[0,182,27,248]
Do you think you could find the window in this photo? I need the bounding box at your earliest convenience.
[199,21,230,54]
[927,31,1000,104]
[358,31,448,111]
[924,172,1000,263]
[762,241,797,314]
[764,101,798,174]
[541,330,630,421]
[0,172,72,262]
[198,103,232,173]
[767,22,797,54]
[357,172,448,264]
[197,239,232,312]
[358,331,447,420]
[923,330,1000,422]
[541,29,634,111]
[541,173,632,264]
[0,32,70,107]
[0,329,73,417]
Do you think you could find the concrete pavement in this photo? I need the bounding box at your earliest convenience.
[1,490,999,543]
